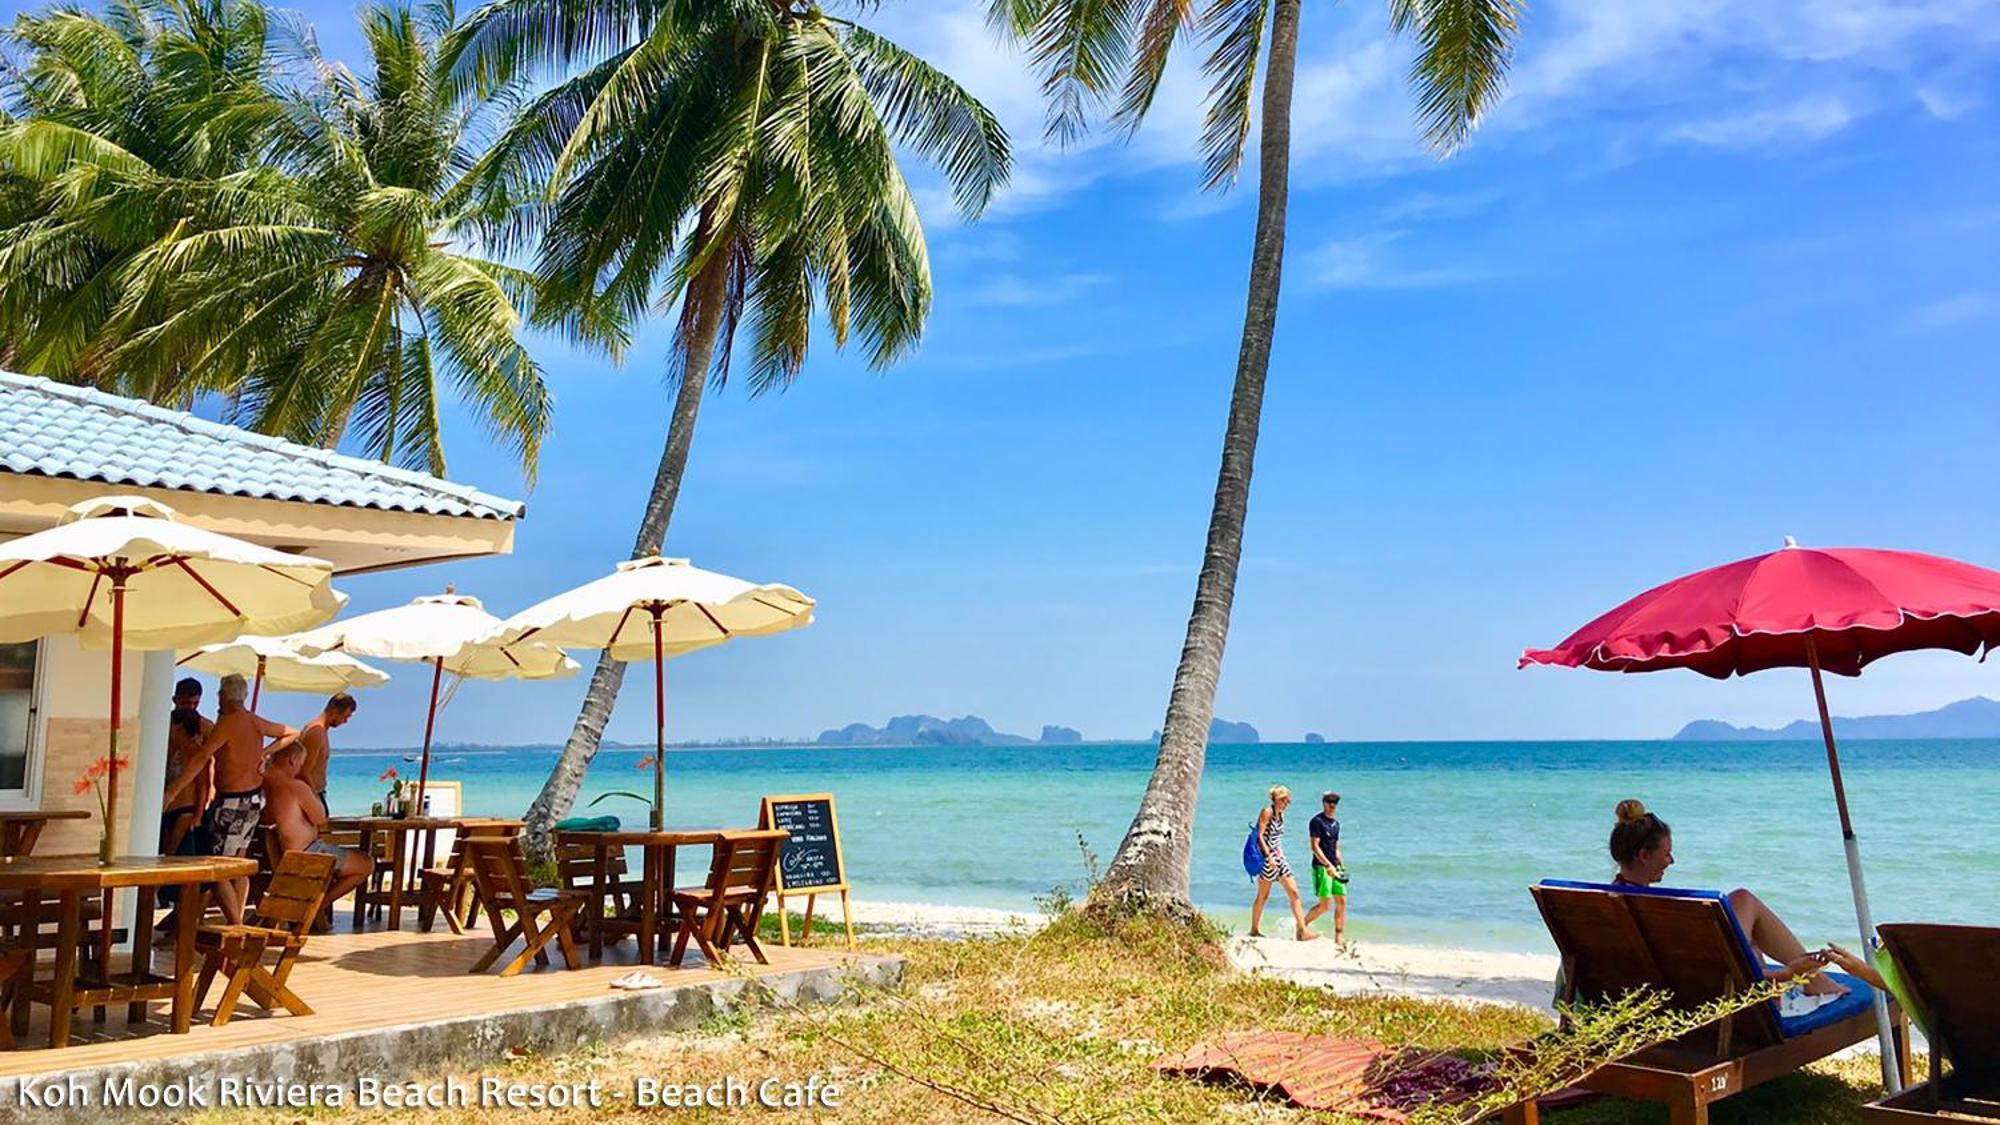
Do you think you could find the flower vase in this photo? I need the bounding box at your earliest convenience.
[97,832,112,866]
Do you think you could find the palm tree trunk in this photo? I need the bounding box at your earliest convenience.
[522,225,733,862]
[1092,0,1300,915]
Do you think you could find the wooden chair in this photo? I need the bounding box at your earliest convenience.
[463,834,586,976]
[418,821,523,934]
[669,829,786,968]
[1863,923,2000,1123]
[1506,880,1910,1125]
[556,840,643,945]
[0,943,27,1048]
[194,848,337,1027]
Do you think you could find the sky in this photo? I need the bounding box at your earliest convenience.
[26,0,2000,747]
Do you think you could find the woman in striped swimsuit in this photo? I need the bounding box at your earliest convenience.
[1249,785,1318,941]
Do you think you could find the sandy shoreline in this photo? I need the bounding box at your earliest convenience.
[837,899,1562,1010]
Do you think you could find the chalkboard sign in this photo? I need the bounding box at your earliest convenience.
[759,793,847,895]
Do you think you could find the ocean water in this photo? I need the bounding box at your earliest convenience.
[328,739,2000,953]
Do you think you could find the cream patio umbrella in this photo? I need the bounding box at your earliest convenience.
[291,591,576,808]
[180,634,390,709]
[0,495,342,853]
[489,557,814,829]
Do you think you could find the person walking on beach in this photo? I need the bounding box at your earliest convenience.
[1303,791,1348,944]
[165,673,300,923]
[297,691,356,812]
[1249,785,1318,941]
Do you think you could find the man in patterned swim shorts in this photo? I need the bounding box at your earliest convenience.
[166,673,299,923]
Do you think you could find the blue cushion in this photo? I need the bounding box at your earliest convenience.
[1538,880,1872,1040]
[1777,971,1877,1037]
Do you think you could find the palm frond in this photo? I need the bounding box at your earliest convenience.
[1387,0,1520,155]
[1196,0,1266,191]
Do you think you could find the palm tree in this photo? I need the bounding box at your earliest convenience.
[993,0,1522,915]
[0,0,561,477]
[444,0,1009,855]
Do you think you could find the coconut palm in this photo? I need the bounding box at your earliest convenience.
[993,0,1522,914]
[0,0,561,477]
[444,0,1009,854]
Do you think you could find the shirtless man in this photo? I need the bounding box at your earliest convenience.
[262,742,372,911]
[166,673,299,923]
[297,692,356,811]
[161,677,214,855]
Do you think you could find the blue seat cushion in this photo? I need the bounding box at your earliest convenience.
[1538,880,1875,1039]
[1777,971,1877,1037]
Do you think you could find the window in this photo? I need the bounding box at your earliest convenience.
[0,641,37,791]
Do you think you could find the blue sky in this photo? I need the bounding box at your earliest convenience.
[34,0,2000,746]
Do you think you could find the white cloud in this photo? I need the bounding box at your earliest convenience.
[1308,232,1493,290]
[1906,292,2000,330]
[1917,86,1980,119]
[963,272,1111,308]
[1669,95,1855,147]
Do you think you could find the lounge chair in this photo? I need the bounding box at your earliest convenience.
[194,848,337,1026]
[670,829,785,968]
[1862,923,2000,1123]
[1508,880,1910,1125]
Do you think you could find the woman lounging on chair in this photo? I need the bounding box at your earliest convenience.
[1609,799,1849,997]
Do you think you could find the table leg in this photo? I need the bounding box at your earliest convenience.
[129,886,157,1023]
[93,887,111,1022]
[639,846,659,965]
[354,826,375,931]
[387,830,408,931]
[172,881,199,1033]
[11,888,40,1039]
[589,845,606,962]
[49,891,80,1049]
[662,845,678,934]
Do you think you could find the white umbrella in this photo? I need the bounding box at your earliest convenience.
[0,495,341,851]
[180,634,390,709]
[292,590,576,807]
[490,556,814,828]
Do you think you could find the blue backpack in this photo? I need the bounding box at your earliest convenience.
[1241,821,1264,878]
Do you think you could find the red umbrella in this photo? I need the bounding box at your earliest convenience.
[1522,539,2000,1089]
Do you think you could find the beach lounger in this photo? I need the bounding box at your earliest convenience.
[1862,923,2000,1123]
[1508,879,1910,1125]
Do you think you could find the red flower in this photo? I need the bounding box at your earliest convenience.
[378,766,399,781]
[636,756,656,771]
[72,778,92,796]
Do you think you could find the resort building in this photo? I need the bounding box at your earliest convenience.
[0,370,522,855]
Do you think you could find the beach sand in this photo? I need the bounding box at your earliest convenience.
[839,899,1562,1010]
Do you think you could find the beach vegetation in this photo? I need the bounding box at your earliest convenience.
[987,0,1525,919]
[0,0,569,477]
[445,0,1012,861]
[199,913,1896,1124]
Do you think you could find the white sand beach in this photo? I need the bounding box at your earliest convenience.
[840,899,1562,1010]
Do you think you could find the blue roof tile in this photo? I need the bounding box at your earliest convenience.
[0,371,523,520]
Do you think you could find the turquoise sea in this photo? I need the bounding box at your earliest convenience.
[327,740,2000,953]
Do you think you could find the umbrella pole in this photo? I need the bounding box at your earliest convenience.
[251,655,264,712]
[106,574,127,863]
[416,656,442,815]
[652,608,665,832]
[1805,636,1902,1092]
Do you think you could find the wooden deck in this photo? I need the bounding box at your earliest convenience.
[0,916,882,1079]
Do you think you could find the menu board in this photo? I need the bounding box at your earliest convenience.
[759,793,846,894]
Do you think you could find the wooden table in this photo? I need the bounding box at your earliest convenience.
[341,817,466,932]
[0,810,90,859]
[0,854,257,1047]
[555,829,723,965]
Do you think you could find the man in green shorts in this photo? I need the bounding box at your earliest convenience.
[1304,792,1348,943]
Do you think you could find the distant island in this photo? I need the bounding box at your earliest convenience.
[1674,696,2000,740]
[815,714,1080,747]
